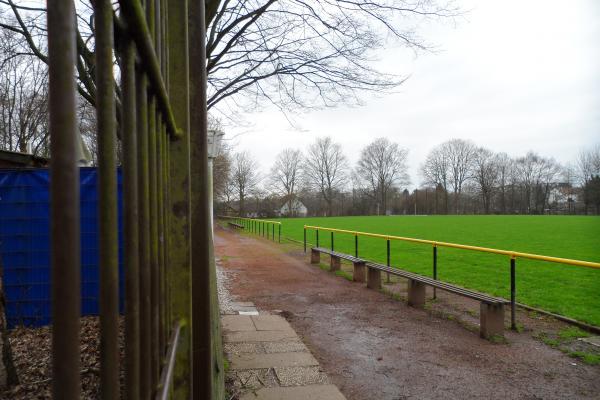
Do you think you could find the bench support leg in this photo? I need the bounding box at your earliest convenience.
[367,268,381,290]
[330,255,341,272]
[480,303,505,339]
[407,279,426,308]
[310,249,320,264]
[353,262,366,283]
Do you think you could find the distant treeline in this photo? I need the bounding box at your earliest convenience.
[214,137,600,217]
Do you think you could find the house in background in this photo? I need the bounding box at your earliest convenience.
[277,196,308,217]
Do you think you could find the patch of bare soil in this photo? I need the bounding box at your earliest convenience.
[0,317,123,400]
[215,227,600,400]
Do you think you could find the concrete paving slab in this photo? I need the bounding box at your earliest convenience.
[274,366,330,387]
[240,384,346,400]
[225,330,298,343]
[222,315,256,332]
[239,310,260,316]
[231,369,279,390]
[232,301,256,307]
[234,306,259,313]
[251,315,294,331]
[230,352,319,370]
[579,336,600,348]
[224,342,263,356]
[263,341,308,354]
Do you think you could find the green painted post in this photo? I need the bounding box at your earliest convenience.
[167,0,192,396]
[189,0,220,393]
[95,0,119,397]
[135,71,151,399]
[303,228,306,252]
[120,37,140,400]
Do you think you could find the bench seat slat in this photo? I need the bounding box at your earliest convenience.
[365,261,507,305]
[312,247,364,263]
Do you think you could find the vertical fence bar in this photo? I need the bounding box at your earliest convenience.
[148,98,160,389]
[303,227,307,252]
[331,232,334,251]
[167,0,193,394]
[95,0,119,397]
[355,234,358,258]
[121,37,140,400]
[157,119,165,357]
[511,257,516,330]
[316,230,319,248]
[433,245,438,300]
[48,1,80,398]
[136,70,152,399]
[189,0,217,392]
[272,224,275,241]
[386,239,391,283]
[278,224,281,243]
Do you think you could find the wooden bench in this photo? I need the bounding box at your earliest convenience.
[228,222,244,229]
[365,261,508,338]
[310,247,367,282]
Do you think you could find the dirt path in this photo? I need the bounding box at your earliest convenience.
[215,227,600,400]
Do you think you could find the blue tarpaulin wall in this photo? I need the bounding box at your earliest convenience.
[0,167,124,328]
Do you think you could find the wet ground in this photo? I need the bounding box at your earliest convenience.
[215,226,600,400]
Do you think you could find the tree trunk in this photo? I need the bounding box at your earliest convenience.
[0,254,19,388]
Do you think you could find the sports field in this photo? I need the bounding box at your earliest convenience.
[273,215,600,327]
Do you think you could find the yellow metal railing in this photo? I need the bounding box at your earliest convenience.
[303,224,600,330]
[303,225,600,269]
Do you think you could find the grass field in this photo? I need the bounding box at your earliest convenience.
[271,215,600,327]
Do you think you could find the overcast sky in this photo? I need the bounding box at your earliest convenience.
[224,0,600,187]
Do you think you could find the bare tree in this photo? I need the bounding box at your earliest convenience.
[269,148,303,215]
[356,137,409,215]
[494,152,512,214]
[0,28,49,155]
[303,136,348,216]
[420,145,450,213]
[1,1,458,119]
[576,144,600,186]
[213,142,232,203]
[231,151,261,216]
[472,147,499,214]
[443,139,476,213]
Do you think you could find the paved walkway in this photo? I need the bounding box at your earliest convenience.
[222,301,345,400]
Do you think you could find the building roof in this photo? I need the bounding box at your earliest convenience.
[0,149,49,168]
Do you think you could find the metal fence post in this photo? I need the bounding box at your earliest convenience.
[511,257,516,330]
[135,70,152,399]
[316,230,319,248]
[167,0,193,395]
[95,0,119,397]
[48,1,80,397]
[120,37,140,400]
[331,232,334,251]
[189,0,216,392]
[303,227,307,252]
[278,224,281,243]
[433,245,438,300]
[355,234,358,258]
[386,239,391,283]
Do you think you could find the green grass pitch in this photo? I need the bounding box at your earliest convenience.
[272,215,600,327]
